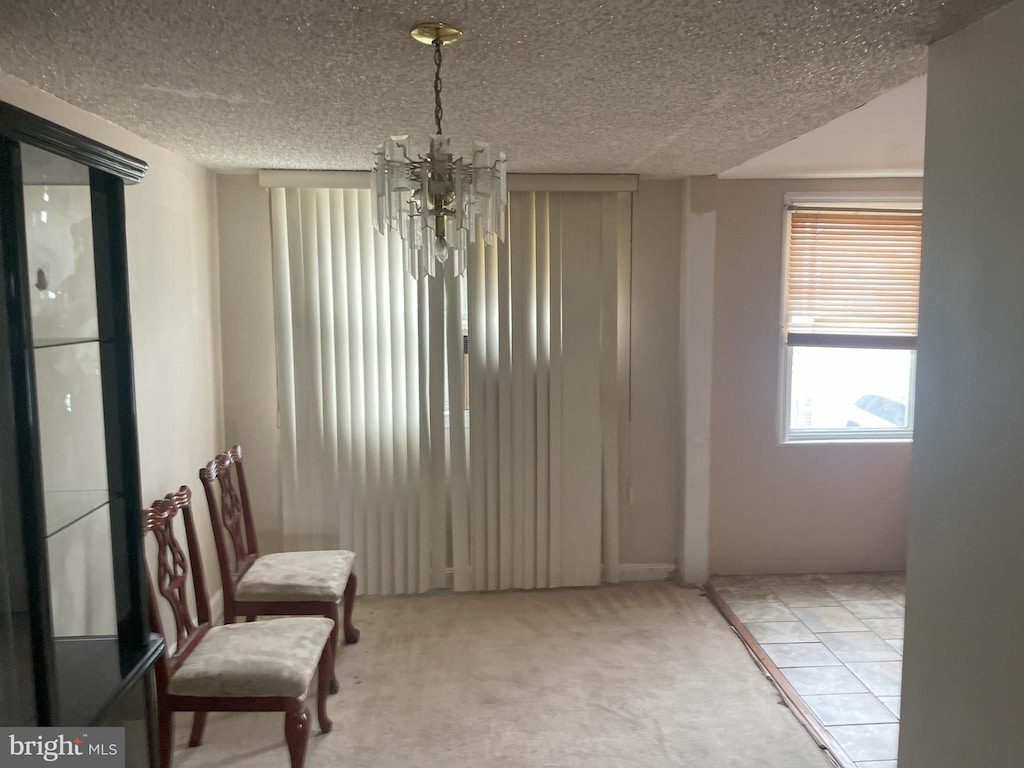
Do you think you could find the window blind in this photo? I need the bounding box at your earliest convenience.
[784,207,921,342]
[269,186,631,594]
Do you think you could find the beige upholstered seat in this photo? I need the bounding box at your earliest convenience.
[235,550,355,603]
[168,617,334,699]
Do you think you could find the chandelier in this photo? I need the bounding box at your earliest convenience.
[371,22,507,279]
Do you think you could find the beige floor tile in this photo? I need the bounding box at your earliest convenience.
[732,601,797,622]
[803,693,897,725]
[879,696,901,717]
[762,642,843,668]
[843,599,904,619]
[756,573,813,585]
[885,638,904,654]
[717,584,779,603]
[862,618,904,639]
[827,723,900,762]
[772,585,841,608]
[781,666,867,695]
[756,573,842,585]
[792,605,869,633]
[747,621,818,644]
[847,661,903,697]
[882,585,906,604]
[857,762,898,768]
[826,584,890,601]
[819,632,903,663]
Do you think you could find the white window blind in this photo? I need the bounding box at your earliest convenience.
[784,207,922,345]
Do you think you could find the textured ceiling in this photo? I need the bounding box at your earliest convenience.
[0,0,1009,175]
[721,75,927,178]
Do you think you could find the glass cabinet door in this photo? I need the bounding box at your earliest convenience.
[1,103,156,749]
[10,142,134,726]
[21,146,119,645]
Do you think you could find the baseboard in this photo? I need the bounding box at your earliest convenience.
[615,562,678,582]
[440,563,678,588]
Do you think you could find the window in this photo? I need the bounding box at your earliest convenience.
[781,195,922,442]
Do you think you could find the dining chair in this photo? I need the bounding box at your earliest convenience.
[144,486,334,768]
[199,445,359,694]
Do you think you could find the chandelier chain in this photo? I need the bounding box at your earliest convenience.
[433,39,443,135]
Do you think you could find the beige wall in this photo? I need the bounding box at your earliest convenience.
[0,73,226,610]
[710,177,921,575]
[216,174,684,568]
[627,180,682,565]
[900,1,1024,763]
[679,176,717,584]
[216,174,281,548]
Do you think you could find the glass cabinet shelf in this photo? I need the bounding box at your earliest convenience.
[33,336,112,349]
[54,636,121,725]
[43,490,114,537]
[54,635,163,727]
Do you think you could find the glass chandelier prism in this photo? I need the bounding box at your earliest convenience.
[371,22,507,279]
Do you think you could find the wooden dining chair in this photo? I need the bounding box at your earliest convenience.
[143,487,334,768]
[199,445,359,694]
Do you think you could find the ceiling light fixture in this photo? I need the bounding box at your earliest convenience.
[371,22,507,279]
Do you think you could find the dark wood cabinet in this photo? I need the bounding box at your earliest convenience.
[0,101,161,766]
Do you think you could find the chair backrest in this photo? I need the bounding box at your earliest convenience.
[199,445,259,615]
[142,486,211,684]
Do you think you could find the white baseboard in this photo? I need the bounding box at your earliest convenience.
[440,563,679,588]
[616,562,678,582]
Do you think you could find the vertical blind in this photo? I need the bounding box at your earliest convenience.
[271,188,442,594]
[270,186,631,595]
[463,191,631,590]
[784,207,922,340]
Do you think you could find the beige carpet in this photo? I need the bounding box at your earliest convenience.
[170,582,830,768]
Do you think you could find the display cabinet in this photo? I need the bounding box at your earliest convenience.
[0,101,161,765]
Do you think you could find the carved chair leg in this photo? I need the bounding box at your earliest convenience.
[284,705,310,768]
[342,572,360,644]
[327,604,341,695]
[157,701,173,768]
[188,712,207,747]
[316,644,334,733]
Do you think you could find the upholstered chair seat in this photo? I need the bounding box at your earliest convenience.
[168,617,335,699]
[235,551,356,603]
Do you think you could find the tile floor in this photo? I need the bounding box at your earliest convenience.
[710,573,905,768]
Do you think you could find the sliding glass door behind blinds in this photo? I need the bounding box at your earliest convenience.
[270,186,631,594]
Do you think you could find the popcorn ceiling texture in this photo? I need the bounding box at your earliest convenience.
[0,0,1008,174]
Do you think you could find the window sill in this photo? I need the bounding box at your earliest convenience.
[782,434,913,446]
